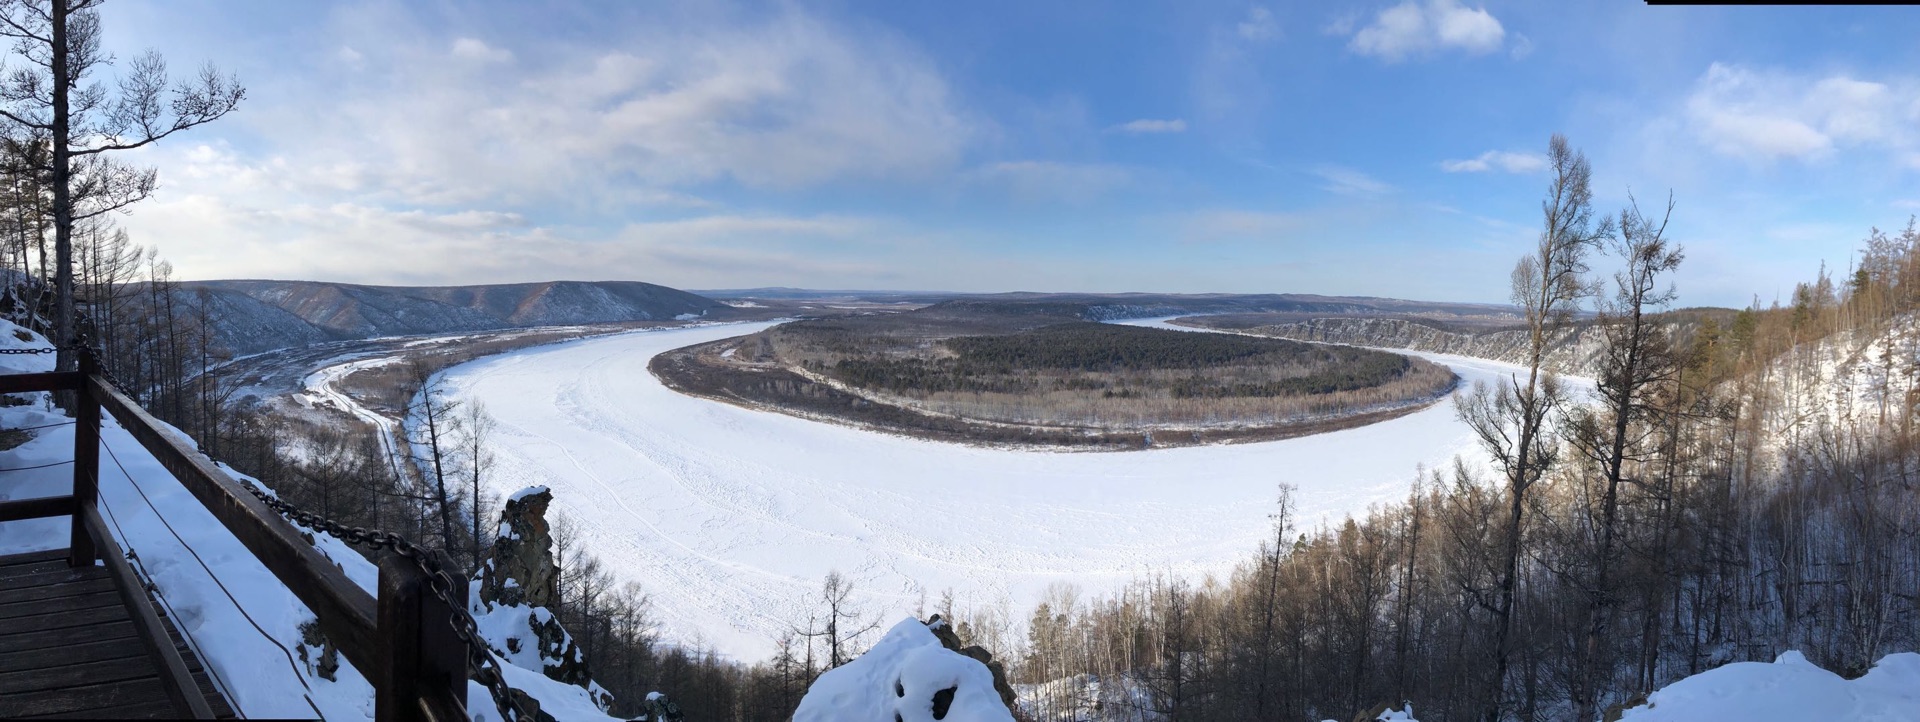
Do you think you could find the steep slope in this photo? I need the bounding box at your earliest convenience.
[181,279,729,355]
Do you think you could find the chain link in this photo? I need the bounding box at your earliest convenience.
[235,477,536,722]
[30,330,533,720]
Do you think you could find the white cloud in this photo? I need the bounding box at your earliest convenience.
[968,161,1132,203]
[1684,63,1920,162]
[1312,165,1392,196]
[247,8,978,208]
[450,37,512,64]
[1348,0,1505,62]
[115,5,987,287]
[1440,150,1547,173]
[1113,118,1187,134]
[1237,6,1279,42]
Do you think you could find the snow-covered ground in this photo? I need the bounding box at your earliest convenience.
[438,320,1580,660]
[1619,651,1920,722]
[0,320,617,721]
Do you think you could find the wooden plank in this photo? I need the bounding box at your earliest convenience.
[23,698,178,719]
[84,506,213,719]
[0,655,159,695]
[0,566,110,590]
[0,550,70,568]
[0,371,81,396]
[67,374,98,568]
[0,602,128,634]
[0,576,114,605]
[0,590,120,619]
[87,375,380,674]
[0,496,74,524]
[0,637,146,674]
[0,675,168,717]
[0,619,135,652]
[0,552,82,579]
[375,551,471,722]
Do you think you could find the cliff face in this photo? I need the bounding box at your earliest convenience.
[1220,317,1606,377]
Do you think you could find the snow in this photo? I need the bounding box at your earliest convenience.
[466,585,617,721]
[1017,674,1155,721]
[437,320,1587,659]
[793,618,1014,722]
[508,484,550,503]
[0,320,619,721]
[1618,651,1920,722]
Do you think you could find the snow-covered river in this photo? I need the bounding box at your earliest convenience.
[436,319,1549,659]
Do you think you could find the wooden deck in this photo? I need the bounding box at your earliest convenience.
[0,549,234,719]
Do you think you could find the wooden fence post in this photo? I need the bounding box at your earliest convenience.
[375,551,470,722]
[68,354,100,567]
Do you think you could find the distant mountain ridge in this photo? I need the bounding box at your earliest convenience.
[184,279,729,355]
[915,292,1519,323]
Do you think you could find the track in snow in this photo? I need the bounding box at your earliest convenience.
[439,320,1561,659]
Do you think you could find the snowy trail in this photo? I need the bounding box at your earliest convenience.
[438,321,1574,660]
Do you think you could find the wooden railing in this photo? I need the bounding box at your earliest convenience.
[0,358,468,722]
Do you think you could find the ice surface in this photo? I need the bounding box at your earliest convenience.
[437,320,1580,659]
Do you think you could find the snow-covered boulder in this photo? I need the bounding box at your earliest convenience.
[1618,650,1920,722]
[794,618,1017,722]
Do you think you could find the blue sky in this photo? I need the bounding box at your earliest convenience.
[95,0,1920,307]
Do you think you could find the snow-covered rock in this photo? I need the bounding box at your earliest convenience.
[1618,650,1920,722]
[794,618,1016,722]
[471,486,612,713]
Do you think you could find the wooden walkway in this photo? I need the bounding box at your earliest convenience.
[0,549,234,719]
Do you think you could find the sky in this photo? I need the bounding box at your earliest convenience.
[86,0,1920,307]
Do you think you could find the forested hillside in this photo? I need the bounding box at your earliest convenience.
[991,152,1920,721]
[184,279,731,354]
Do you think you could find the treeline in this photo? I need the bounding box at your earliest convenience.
[825,322,1423,401]
[948,323,1320,373]
[1005,138,1920,721]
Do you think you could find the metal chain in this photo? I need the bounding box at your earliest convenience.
[19,331,532,719]
[235,478,536,722]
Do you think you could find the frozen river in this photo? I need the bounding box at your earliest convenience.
[438,319,1550,659]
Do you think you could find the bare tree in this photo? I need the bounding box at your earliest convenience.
[814,571,879,668]
[1456,133,1609,722]
[405,362,464,555]
[1562,193,1684,719]
[0,0,242,367]
[463,400,498,570]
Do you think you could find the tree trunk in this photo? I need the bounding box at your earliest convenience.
[51,0,73,369]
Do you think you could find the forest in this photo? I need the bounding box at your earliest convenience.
[737,315,1461,434]
[0,41,1910,719]
[984,139,1920,722]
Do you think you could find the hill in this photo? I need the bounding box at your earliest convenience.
[181,279,732,355]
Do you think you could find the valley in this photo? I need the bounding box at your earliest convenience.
[425,318,1578,660]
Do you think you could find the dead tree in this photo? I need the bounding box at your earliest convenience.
[0,0,242,368]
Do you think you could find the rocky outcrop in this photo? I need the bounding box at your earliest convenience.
[472,486,611,709]
[481,486,561,609]
[926,615,1020,714]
